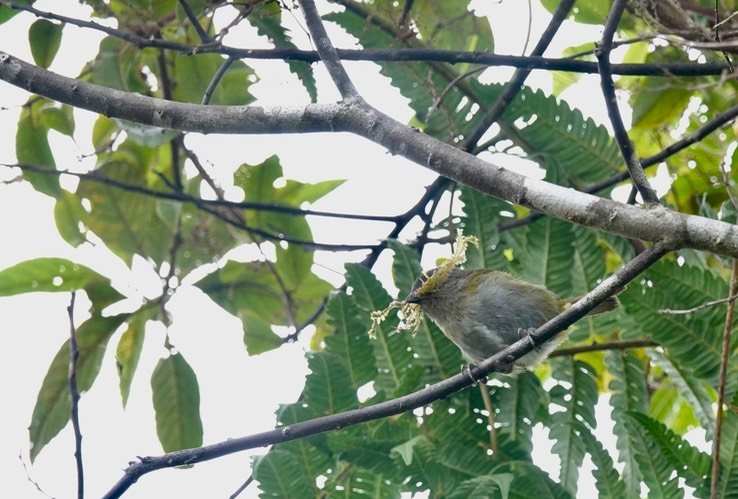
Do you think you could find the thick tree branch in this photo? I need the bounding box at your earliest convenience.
[2,52,738,257]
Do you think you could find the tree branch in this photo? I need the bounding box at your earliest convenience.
[67,292,84,499]
[550,339,659,357]
[2,52,738,256]
[586,101,738,194]
[300,0,361,102]
[2,163,396,222]
[0,0,731,77]
[178,0,213,43]
[597,0,660,205]
[101,241,668,499]
[463,0,576,148]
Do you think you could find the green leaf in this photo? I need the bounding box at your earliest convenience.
[246,2,317,102]
[91,115,119,150]
[648,388,699,437]
[16,100,60,197]
[345,263,420,396]
[630,50,692,130]
[169,199,238,276]
[302,351,359,416]
[272,407,332,476]
[253,447,318,496]
[605,350,648,497]
[549,358,599,495]
[29,19,63,69]
[91,37,149,93]
[623,414,685,499]
[324,292,376,390]
[522,217,575,297]
[233,157,342,289]
[412,0,494,54]
[388,239,423,298]
[620,260,738,384]
[491,372,545,456]
[196,260,331,355]
[552,42,596,95]
[116,311,153,408]
[151,352,203,453]
[173,54,256,105]
[54,190,88,247]
[400,437,496,495]
[324,461,402,497]
[576,421,626,498]
[0,257,123,312]
[460,186,509,271]
[650,350,715,438]
[76,150,174,266]
[506,461,573,499]
[29,313,129,462]
[628,412,710,495]
[449,474,514,499]
[0,0,29,24]
[241,311,283,355]
[718,397,738,499]
[40,103,75,137]
[570,226,607,295]
[539,0,611,24]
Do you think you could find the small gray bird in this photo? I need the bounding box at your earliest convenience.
[405,267,619,374]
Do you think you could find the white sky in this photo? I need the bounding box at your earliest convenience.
[0,1,684,497]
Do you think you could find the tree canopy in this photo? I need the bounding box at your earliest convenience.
[2,0,738,497]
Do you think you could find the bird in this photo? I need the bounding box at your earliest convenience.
[405,267,619,374]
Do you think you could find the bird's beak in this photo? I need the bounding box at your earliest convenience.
[405,291,423,304]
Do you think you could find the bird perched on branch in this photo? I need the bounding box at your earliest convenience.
[405,267,620,374]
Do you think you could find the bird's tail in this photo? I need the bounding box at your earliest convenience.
[562,294,621,315]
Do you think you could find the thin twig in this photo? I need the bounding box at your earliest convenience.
[478,384,499,457]
[229,474,254,499]
[550,339,659,356]
[67,292,84,499]
[715,10,738,29]
[202,57,235,105]
[586,102,738,194]
[463,0,576,149]
[18,453,53,498]
[0,1,731,77]
[713,0,735,73]
[596,0,660,205]
[711,259,738,499]
[659,294,738,315]
[3,163,396,222]
[720,161,738,209]
[300,0,361,101]
[178,0,213,43]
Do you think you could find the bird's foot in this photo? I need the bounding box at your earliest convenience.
[461,363,488,385]
[518,327,541,351]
